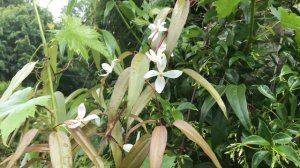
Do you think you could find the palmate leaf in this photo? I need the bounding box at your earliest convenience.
[55,15,111,62]
[0,87,49,146]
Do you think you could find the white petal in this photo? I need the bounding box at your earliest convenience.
[100,73,109,77]
[148,31,156,39]
[152,32,159,41]
[65,120,81,129]
[157,55,167,73]
[163,70,183,79]
[146,49,157,62]
[101,63,113,73]
[158,27,168,32]
[111,59,119,68]
[123,144,133,152]
[157,42,166,53]
[148,23,156,31]
[82,114,99,122]
[155,76,166,93]
[77,103,86,119]
[144,70,159,79]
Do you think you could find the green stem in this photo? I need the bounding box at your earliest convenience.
[244,0,256,53]
[33,0,58,124]
[114,2,142,45]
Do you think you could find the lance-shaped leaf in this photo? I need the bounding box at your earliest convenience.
[68,128,105,168]
[173,120,221,168]
[225,84,252,130]
[127,53,149,115]
[165,0,189,56]
[150,126,168,168]
[55,92,67,124]
[182,69,227,118]
[49,131,72,168]
[120,134,151,168]
[6,129,38,168]
[127,84,155,128]
[0,88,49,146]
[0,61,37,103]
[110,121,123,167]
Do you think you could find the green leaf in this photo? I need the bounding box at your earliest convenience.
[171,109,184,120]
[257,85,276,101]
[242,135,270,146]
[0,88,49,146]
[0,62,37,103]
[55,15,110,62]
[258,119,272,143]
[182,69,227,119]
[127,53,149,117]
[279,64,297,77]
[104,1,115,19]
[55,92,67,124]
[272,133,292,145]
[252,151,269,168]
[101,29,121,57]
[177,102,198,111]
[141,155,176,168]
[274,145,300,167]
[215,0,240,19]
[165,0,190,56]
[226,84,251,130]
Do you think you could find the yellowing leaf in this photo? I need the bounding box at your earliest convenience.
[173,120,221,168]
[182,69,227,118]
[150,126,168,168]
[49,131,72,168]
[165,0,189,56]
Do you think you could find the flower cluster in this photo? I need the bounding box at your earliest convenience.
[144,20,182,93]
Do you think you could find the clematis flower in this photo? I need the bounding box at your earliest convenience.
[144,55,183,93]
[146,49,165,64]
[122,144,133,152]
[100,59,119,76]
[157,42,167,54]
[148,19,168,41]
[64,103,99,129]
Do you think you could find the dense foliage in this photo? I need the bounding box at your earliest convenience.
[1,0,300,168]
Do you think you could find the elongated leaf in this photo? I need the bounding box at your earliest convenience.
[272,133,292,145]
[252,151,269,168]
[0,88,49,146]
[127,84,154,128]
[6,129,38,168]
[120,134,151,168]
[150,126,167,168]
[109,68,130,122]
[275,146,300,166]
[55,92,67,124]
[166,0,190,56]
[226,84,251,130]
[215,0,241,19]
[257,85,276,101]
[182,69,227,118]
[110,121,123,167]
[68,128,105,167]
[242,135,270,146]
[127,53,149,115]
[173,120,221,168]
[0,62,37,103]
[49,131,72,168]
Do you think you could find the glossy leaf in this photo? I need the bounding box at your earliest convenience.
[242,135,270,146]
[252,151,269,168]
[120,134,151,168]
[0,61,37,103]
[49,131,72,168]
[166,0,190,56]
[257,85,276,101]
[272,133,292,145]
[226,84,251,130]
[182,69,227,119]
[150,126,168,168]
[173,120,221,168]
[6,129,38,168]
[274,145,300,166]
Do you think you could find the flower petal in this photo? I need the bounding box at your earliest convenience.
[111,59,119,68]
[159,27,168,32]
[157,42,167,54]
[82,114,99,122]
[152,32,159,41]
[65,120,81,129]
[163,70,183,79]
[77,103,86,119]
[157,55,167,73]
[101,63,113,73]
[148,31,156,39]
[148,23,156,31]
[144,70,159,79]
[123,144,133,152]
[155,76,166,93]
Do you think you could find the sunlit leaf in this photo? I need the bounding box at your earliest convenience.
[242,135,270,146]
[274,146,300,166]
[215,0,240,19]
[252,151,269,168]
[49,131,72,168]
[173,120,222,168]
[272,133,292,145]
[150,126,167,168]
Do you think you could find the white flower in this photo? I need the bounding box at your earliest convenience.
[144,55,182,93]
[157,42,167,54]
[148,19,168,41]
[146,49,165,64]
[123,144,133,152]
[101,59,119,76]
[64,103,99,129]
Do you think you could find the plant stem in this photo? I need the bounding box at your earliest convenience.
[244,0,256,53]
[33,0,58,124]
